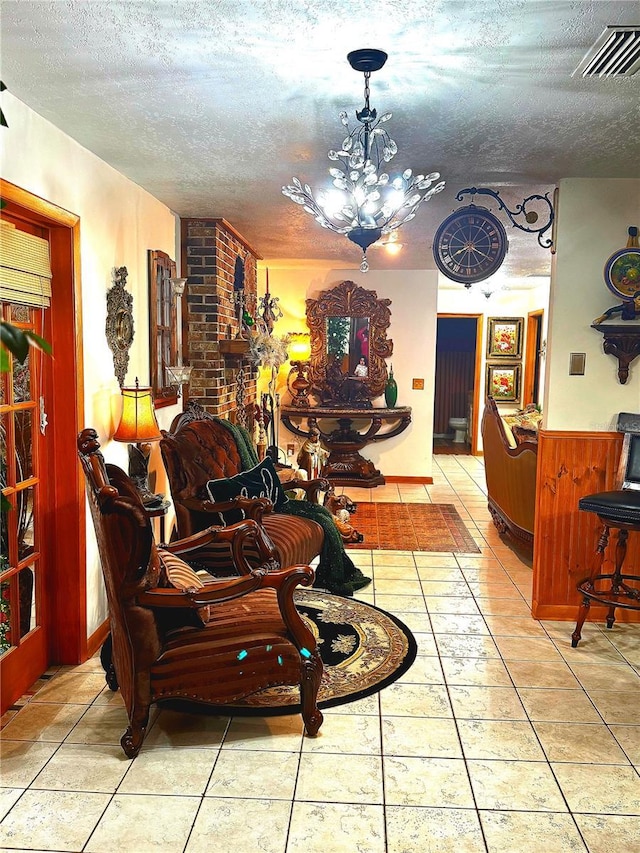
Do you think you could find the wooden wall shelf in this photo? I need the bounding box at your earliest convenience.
[591,323,640,384]
[218,339,250,357]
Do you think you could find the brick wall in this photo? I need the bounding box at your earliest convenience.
[180,218,261,418]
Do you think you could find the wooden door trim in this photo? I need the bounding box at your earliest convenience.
[436,313,483,454]
[523,310,543,406]
[1,179,86,667]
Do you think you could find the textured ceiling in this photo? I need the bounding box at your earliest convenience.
[1,0,639,280]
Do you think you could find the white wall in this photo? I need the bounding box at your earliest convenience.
[2,94,181,635]
[545,178,640,431]
[260,265,438,479]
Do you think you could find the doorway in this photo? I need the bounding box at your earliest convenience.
[523,310,544,406]
[433,315,482,455]
[1,181,86,714]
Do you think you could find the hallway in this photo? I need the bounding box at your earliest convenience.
[1,455,638,852]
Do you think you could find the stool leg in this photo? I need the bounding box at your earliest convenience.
[571,524,610,648]
[606,530,629,629]
[571,596,591,648]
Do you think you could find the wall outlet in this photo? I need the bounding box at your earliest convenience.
[287,443,295,457]
[412,378,425,390]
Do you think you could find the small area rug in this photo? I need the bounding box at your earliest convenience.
[347,502,480,553]
[217,589,416,715]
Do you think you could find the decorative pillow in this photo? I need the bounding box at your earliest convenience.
[157,548,209,625]
[158,549,205,591]
[502,405,542,434]
[205,456,288,526]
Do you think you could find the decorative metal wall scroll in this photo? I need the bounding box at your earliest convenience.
[455,187,555,249]
[433,186,555,286]
[106,266,134,387]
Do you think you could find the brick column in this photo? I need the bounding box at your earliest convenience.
[180,218,261,418]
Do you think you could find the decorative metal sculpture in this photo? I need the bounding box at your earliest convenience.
[105,266,134,387]
[455,187,555,249]
[258,270,283,334]
[235,367,248,428]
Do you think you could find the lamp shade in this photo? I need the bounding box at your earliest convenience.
[288,332,312,363]
[113,384,162,443]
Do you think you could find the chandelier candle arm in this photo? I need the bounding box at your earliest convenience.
[282,48,445,272]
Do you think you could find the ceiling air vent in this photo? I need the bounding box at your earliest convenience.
[573,25,640,77]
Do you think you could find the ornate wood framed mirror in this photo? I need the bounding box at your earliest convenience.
[306,280,393,407]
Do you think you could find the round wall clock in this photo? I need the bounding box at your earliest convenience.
[433,204,508,285]
[603,227,640,301]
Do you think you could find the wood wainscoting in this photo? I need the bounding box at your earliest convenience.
[533,429,640,622]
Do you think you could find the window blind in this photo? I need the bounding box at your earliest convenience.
[0,220,52,307]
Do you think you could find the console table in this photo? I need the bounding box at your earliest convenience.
[280,404,412,488]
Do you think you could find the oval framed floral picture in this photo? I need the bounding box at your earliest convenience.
[486,363,521,403]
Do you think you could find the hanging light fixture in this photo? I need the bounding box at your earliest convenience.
[282,49,445,273]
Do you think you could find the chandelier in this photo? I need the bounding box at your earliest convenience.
[282,49,445,273]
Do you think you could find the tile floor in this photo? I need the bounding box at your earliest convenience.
[1,454,639,852]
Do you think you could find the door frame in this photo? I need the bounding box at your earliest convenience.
[435,314,484,455]
[523,310,544,406]
[1,180,86,708]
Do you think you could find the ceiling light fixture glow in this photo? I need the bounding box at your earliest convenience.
[282,48,445,272]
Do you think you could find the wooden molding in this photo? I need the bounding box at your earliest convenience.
[385,476,434,484]
[0,179,79,227]
[87,620,110,660]
[532,601,640,624]
[0,183,86,674]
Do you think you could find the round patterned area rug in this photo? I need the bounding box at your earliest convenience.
[225,588,417,715]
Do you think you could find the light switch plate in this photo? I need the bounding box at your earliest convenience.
[569,353,586,375]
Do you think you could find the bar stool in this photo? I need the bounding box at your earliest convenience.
[571,412,640,647]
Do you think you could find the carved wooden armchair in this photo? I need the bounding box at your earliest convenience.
[159,402,328,572]
[78,428,323,758]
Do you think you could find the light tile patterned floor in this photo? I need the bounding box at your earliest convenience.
[1,454,639,852]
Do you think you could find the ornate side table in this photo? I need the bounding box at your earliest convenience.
[280,404,412,488]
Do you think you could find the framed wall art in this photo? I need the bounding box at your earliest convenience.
[486,363,521,403]
[487,317,524,359]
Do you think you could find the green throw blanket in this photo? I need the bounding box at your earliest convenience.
[214,418,371,597]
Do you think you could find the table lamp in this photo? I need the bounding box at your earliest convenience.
[113,379,164,507]
[287,332,312,407]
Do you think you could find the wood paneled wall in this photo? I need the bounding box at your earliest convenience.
[533,430,640,622]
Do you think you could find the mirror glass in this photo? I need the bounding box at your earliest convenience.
[326,317,370,378]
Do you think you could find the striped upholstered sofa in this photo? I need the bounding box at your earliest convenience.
[160,403,328,572]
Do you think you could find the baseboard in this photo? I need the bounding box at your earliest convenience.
[385,476,434,484]
[86,619,110,661]
[532,601,640,624]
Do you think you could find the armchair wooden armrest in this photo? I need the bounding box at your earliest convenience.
[181,495,273,524]
[284,476,331,504]
[161,518,279,575]
[138,563,314,609]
